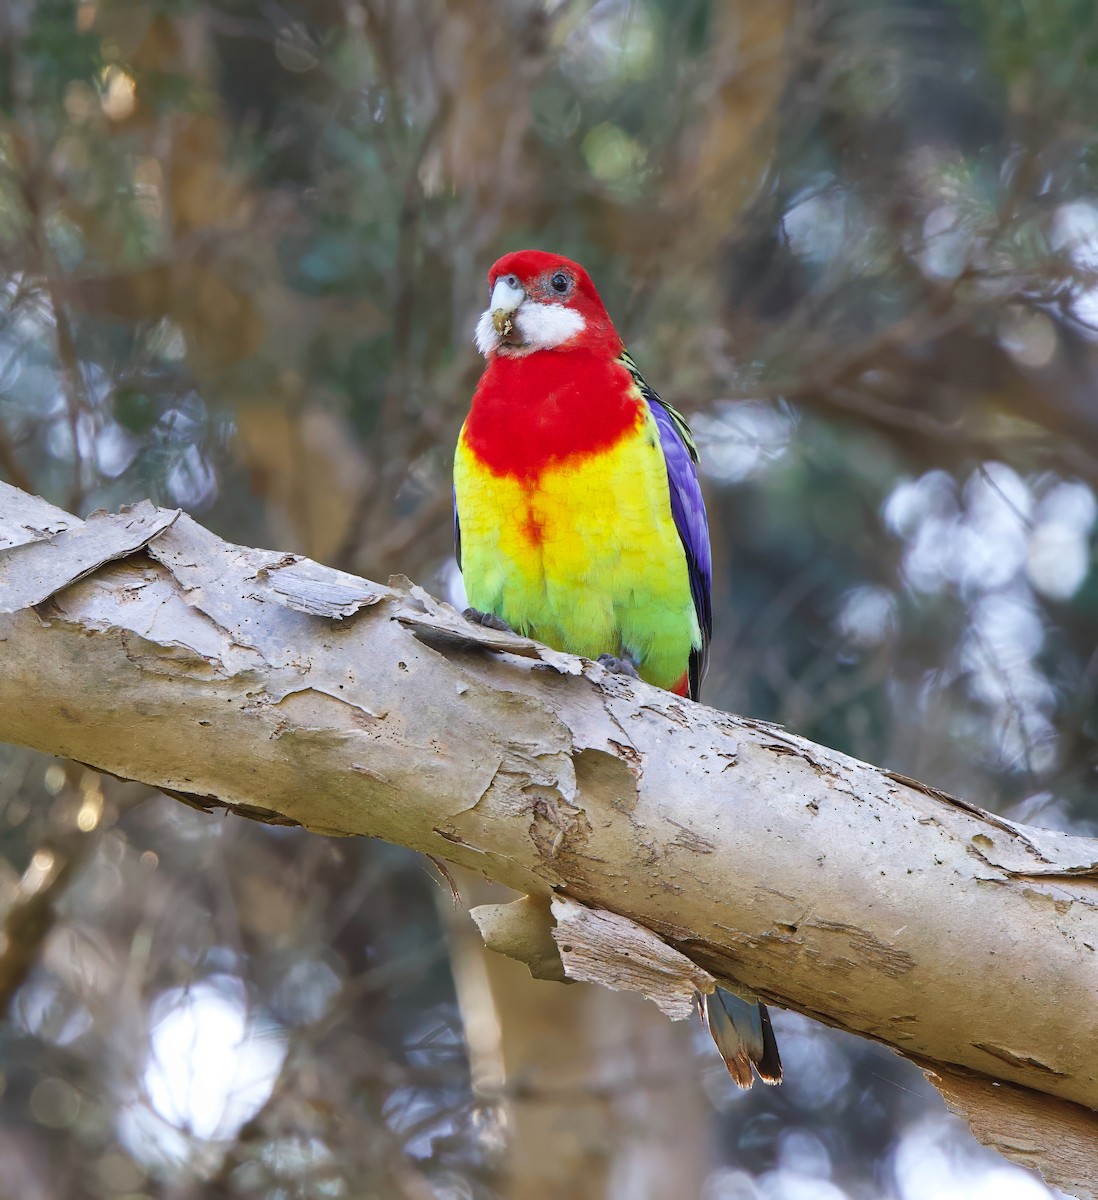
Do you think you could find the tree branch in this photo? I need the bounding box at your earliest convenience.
[0,481,1096,1198]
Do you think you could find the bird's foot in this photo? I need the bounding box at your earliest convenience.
[597,653,639,679]
[463,607,514,634]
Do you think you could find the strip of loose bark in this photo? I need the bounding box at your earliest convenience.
[469,894,567,983]
[0,482,1096,1198]
[0,499,179,611]
[921,1061,1098,1189]
[549,895,716,1020]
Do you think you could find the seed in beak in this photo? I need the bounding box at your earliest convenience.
[492,309,514,337]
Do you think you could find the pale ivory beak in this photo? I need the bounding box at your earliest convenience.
[490,276,526,337]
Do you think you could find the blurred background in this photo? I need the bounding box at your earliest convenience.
[0,0,1094,1196]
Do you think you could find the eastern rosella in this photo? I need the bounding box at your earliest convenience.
[453,249,782,1088]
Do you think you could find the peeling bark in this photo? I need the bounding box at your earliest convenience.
[921,1062,1098,1187]
[470,894,567,983]
[549,895,717,1021]
[1,482,1097,1198]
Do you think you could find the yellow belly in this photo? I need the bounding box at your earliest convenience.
[454,416,699,690]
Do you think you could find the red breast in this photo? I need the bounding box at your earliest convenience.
[462,350,645,480]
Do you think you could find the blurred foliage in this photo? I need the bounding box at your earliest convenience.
[1,0,1097,1197]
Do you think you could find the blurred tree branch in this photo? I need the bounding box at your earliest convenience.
[0,826,94,1017]
[1,480,1097,1198]
[0,428,34,497]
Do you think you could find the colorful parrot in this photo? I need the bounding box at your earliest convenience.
[453,249,782,1089]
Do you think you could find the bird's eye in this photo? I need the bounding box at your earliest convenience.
[550,271,570,294]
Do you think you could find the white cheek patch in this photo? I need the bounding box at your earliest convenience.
[475,309,500,357]
[473,302,587,357]
[513,302,586,351]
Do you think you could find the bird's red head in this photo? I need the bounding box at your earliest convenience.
[475,250,621,359]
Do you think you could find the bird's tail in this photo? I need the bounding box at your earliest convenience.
[702,988,783,1089]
